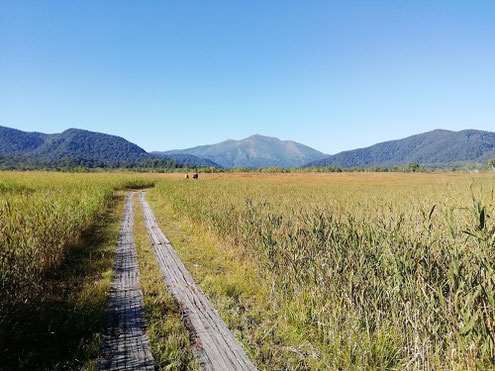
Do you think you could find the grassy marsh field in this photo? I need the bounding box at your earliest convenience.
[0,172,154,369]
[147,172,495,369]
[1,171,495,370]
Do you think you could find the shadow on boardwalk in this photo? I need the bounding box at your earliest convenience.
[0,195,123,370]
[98,192,154,370]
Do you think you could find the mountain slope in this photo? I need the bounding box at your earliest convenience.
[0,126,48,154]
[31,128,150,161]
[304,129,495,168]
[151,152,221,168]
[0,125,151,162]
[164,134,326,168]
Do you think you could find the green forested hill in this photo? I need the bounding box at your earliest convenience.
[0,126,48,154]
[32,128,150,161]
[0,126,150,162]
[0,125,191,170]
[304,129,495,168]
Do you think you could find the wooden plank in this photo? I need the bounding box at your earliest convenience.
[99,192,154,370]
[139,192,257,371]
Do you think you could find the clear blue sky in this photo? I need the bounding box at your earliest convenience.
[1,1,494,154]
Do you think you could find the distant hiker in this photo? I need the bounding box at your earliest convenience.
[185,173,189,179]
[193,173,198,179]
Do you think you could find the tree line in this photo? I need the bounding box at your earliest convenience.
[2,153,495,173]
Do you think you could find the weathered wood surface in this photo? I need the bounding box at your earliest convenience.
[139,192,257,371]
[99,192,154,370]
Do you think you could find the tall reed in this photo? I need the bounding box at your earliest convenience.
[0,172,153,311]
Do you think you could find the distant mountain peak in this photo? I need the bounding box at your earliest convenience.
[163,134,326,168]
[245,134,286,141]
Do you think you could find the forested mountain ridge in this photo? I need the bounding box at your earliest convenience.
[304,129,495,168]
[0,125,221,168]
[33,128,151,161]
[3,125,495,170]
[0,125,150,162]
[0,126,48,154]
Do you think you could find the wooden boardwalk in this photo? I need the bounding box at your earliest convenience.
[139,192,257,371]
[99,192,154,370]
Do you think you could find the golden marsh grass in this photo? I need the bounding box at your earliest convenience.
[148,172,495,369]
[2,171,495,369]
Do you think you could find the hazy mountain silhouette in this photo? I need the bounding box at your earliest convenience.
[163,134,326,168]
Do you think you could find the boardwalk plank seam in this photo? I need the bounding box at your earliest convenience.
[139,191,257,371]
[99,192,154,370]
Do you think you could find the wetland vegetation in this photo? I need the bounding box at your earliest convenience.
[1,171,494,369]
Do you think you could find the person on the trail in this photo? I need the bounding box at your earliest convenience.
[185,173,189,179]
[193,172,198,179]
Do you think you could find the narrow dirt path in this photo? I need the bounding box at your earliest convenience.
[99,192,154,370]
[139,192,258,371]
